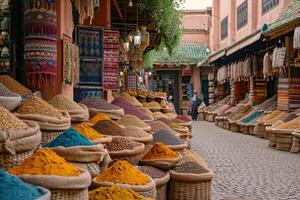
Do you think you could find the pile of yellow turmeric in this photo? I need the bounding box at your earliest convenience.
[89,186,145,200]
[75,123,103,140]
[143,143,179,160]
[95,160,150,185]
[88,113,110,125]
[9,148,80,177]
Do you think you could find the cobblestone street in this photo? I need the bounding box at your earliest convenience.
[191,121,300,200]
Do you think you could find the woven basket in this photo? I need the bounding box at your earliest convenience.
[230,122,240,132]
[248,126,254,135]
[207,113,214,122]
[50,188,88,200]
[224,120,230,130]
[156,173,170,200]
[168,177,212,200]
[109,143,145,165]
[0,148,35,170]
[254,124,267,138]
[268,132,277,148]
[276,132,293,151]
[198,112,205,121]
[291,133,300,153]
[41,131,63,146]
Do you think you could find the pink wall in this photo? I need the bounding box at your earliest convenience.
[211,0,292,54]
[182,32,209,45]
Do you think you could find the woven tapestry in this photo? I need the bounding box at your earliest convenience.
[24,0,57,89]
[63,36,79,85]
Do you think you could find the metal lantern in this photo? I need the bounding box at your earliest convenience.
[134,27,142,47]
[122,39,130,52]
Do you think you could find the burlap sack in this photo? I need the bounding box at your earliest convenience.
[130,134,153,144]
[139,154,182,170]
[89,108,124,120]
[0,95,22,111]
[93,136,113,144]
[108,143,145,157]
[0,121,41,154]
[17,168,91,190]
[167,142,188,151]
[36,187,51,200]
[92,175,156,197]
[169,168,214,182]
[49,145,107,163]
[68,104,89,122]
[15,111,71,131]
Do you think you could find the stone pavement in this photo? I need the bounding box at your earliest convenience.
[191,121,300,200]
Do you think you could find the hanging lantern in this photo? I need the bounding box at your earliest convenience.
[128,30,135,43]
[134,27,142,47]
[139,26,150,51]
[122,38,130,53]
[294,26,300,49]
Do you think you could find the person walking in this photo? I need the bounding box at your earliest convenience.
[190,90,202,120]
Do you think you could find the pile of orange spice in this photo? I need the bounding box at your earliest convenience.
[143,143,178,160]
[74,122,103,140]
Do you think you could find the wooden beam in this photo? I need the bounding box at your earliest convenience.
[112,0,124,22]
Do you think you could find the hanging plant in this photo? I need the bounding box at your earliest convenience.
[139,0,183,55]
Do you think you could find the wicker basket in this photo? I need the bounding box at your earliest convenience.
[291,132,300,153]
[41,131,63,146]
[254,124,267,138]
[198,112,205,121]
[276,131,293,151]
[168,175,213,200]
[207,113,215,122]
[248,125,254,135]
[268,132,276,148]
[0,148,35,170]
[229,122,240,132]
[50,188,88,200]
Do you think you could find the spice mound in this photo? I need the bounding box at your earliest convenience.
[17,95,63,117]
[176,115,191,122]
[106,136,142,151]
[95,160,150,185]
[152,112,169,119]
[172,161,209,174]
[75,123,103,140]
[43,128,94,148]
[147,101,161,108]
[0,106,28,130]
[92,120,126,136]
[0,75,31,95]
[80,97,120,110]
[9,148,80,176]
[147,121,178,136]
[0,170,43,200]
[88,113,110,125]
[48,94,82,111]
[143,143,178,160]
[117,114,150,129]
[275,117,300,129]
[124,126,150,138]
[111,97,151,120]
[139,107,154,118]
[0,83,19,97]
[137,165,167,179]
[89,186,145,200]
[153,129,184,146]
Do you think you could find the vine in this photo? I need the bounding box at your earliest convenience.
[139,0,183,55]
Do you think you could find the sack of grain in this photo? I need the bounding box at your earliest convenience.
[0,83,22,111]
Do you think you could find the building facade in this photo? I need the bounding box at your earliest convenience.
[210,0,292,52]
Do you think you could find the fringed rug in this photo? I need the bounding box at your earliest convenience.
[24,0,57,89]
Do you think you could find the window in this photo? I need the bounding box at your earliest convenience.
[237,0,248,30]
[262,0,279,15]
[221,16,228,40]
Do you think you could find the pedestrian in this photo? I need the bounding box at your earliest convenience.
[190,90,202,120]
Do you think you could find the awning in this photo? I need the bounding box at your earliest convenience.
[197,58,209,67]
[226,30,261,56]
[208,49,226,63]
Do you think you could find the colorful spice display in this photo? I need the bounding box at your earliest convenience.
[111,97,151,120]
[153,129,184,145]
[172,161,209,174]
[92,120,127,136]
[0,106,28,130]
[176,115,191,122]
[80,97,120,110]
[95,160,150,185]
[48,94,82,111]
[9,148,80,176]
[241,111,264,124]
[0,170,43,200]
[152,112,169,119]
[157,117,171,125]
[119,92,142,107]
[116,114,150,129]
[137,165,167,179]
[282,113,298,122]
[147,101,161,108]
[0,75,31,95]
[0,83,19,97]
[74,123,103,140]
[275,117,300,129]
[88,113,110,125]
[143,143,178,160]
[139,107,154,118]
[124,126,150,138]
[89,186,145,200]
[147,121,179,136]
[43,128,94,148]
[105,137,142,151]
[17,95,63,117]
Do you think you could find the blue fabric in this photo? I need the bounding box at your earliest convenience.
[242,111,264,124]
[43,128,94,148]
[0,170,42,200]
